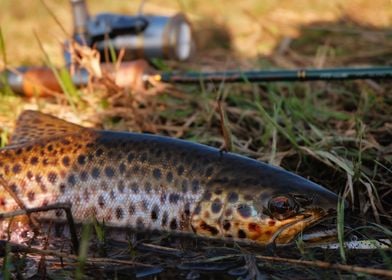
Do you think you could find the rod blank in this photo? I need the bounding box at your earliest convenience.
[158,67,392,84]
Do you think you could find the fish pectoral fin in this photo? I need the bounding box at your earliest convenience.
[10,110,88,145]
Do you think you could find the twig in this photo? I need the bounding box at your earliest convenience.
[0,203,79,253]
[0,241,153,268]
[255,255,392,278]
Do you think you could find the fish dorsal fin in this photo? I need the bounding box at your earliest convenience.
[10,110,87,145]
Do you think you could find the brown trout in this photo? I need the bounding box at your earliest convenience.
[0,111,339,245]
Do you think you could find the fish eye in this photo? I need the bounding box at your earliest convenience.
[268,195,298,220]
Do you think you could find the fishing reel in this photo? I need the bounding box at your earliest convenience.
[67,0,195,62]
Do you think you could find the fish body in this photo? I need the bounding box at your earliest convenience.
[0,111,339,245]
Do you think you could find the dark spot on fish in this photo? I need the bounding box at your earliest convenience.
[162,211,168,227]
[218,177,229,184]
[205,166,214,177]
[47,145,53,152]
[80,171,88,182]
[77,155,86,165]
[8,183,17,193]
[169,193,180,204]
[98,195,105,208]
[181,180,188,193]
[27,191,35,202]
[194,205,201,215]
[225,209,233,216]
[191,180,200,193]
[166,172,173,183]
[144,182,152,194]
[109,190,115,200]
[230,179,240,187]
[184,203,191,216]
[153,168,161,180]
[211,198,222,213]
[242,178,258,185]
[12,164,22,174]
[237,204,252,218]
[96,148,104,157]
[59,184,66,194]
[160,193,167,203]
[203,191,212,201]
[119,163,126,174]
[170,219,178,230]
[151,204,159,221]
[48,172,58,184]
[127,153,134,163]
[132,165,140,174]
[215,189,223,195]
[136,217,144,229]
[268,220,276,226]
[104,167,115,178]
[131,182,139,194]
[177,165,184,176]
[238,229,247,238]
[140,152,148,162]
[223,221,231,231]
[30,157,39,165]
[86,142,94,148]
[244,194,253,201]
[200,222,219,236]
[116,207,124,220]
[91,167,100,179]
[62,156,70,167]
[228,192,239,203]
[26,171,33,180]
[67,174,77,186]
[118,180,125,193]
[128,204,135,215]
[61,139,71,145]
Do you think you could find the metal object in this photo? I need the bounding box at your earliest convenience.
[70,0,90,39]
[155,66,392,84]
[68,0,194,62]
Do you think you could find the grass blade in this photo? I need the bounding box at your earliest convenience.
[337,196,346,264]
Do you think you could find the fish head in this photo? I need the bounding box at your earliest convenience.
[229,170,341,245]
[191,163,342,245]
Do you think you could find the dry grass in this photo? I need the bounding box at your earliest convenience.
[0,0,391,279]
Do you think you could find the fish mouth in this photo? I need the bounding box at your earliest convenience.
[271,208,333,245]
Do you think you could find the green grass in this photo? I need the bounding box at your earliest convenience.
[34,32,80,110]
[75,223,93,280]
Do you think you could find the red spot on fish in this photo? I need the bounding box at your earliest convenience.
[268,220,276,226]
[265,230,272,235]
[248,222,260,232]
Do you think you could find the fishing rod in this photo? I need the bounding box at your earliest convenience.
[153,66,392,84]
[1,63,392,97]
